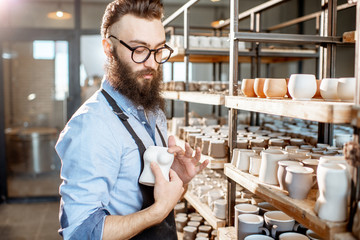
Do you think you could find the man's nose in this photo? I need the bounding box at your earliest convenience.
[143,53,158,70]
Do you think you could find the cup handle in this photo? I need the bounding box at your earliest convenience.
[271,225,278,238]
[293,222,300,232]
[259,227,270,236]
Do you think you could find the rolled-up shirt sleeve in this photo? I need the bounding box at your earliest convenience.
[56,110,122,240]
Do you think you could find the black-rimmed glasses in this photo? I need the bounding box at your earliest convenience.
[108,35,173,64]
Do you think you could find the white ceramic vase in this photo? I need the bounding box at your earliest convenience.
[139,146,174,186]
[288,74,317,100]
[314,162,350,222]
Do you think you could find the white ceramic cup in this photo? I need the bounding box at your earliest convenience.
[212,199,227,219]
[264,211,296,238]
[337,77,355,101]
[139,146,174,186]
[244,235,274,240]
[234,203,260,234]
[198,36,211,48]
[237,149,256,172]
[320,78,340,101]
[210,36,222,48]
[279,232,309,240]
[238,214,270,240]
[285,166,316,200]
[277,160,304,191]
[306,229,323,240]
[249,155,262,176]
[189,36,199,48]
[288,74,317,100]
[259,149,289,185]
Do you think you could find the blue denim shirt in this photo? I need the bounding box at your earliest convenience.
[56,78,167,239]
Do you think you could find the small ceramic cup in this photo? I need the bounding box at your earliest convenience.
[263,78,287,99]
[320,78,340,101]
[306,229,323,240]
[285,166,316,200]
[238,214,270,240]
[254,78,267,98]
[279,232,309,240]
[242,79,257,97]
[337,77,356,102]
[277,160,304,191]
[288,74,317,100]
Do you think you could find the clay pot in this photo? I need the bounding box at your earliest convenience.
[254,78,266,98]
[241,78,257,97]
[263,78,287,99]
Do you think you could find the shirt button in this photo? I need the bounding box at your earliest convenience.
[127,108,131,111]
[142,121,146,124]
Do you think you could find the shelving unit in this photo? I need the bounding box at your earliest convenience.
[163,0,358,239]
[185,191,226,229]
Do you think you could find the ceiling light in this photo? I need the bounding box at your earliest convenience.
[47,1,71,20]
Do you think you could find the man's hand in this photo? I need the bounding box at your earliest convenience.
[151,161,184,222]
[167,135,209,185]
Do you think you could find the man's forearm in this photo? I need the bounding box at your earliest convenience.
[102,204,164,240]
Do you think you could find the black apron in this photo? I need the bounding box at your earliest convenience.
[101,89,177,240]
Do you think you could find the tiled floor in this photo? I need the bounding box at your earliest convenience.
[0,201,62,240]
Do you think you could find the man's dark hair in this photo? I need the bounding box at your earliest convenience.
[101,0,164,38]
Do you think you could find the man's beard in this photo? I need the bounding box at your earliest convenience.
[104,53,165,112]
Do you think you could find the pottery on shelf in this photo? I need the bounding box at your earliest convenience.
[259,149,289,185]
[139,146,174,186]
[254,78,267,98]
[288,74,317,100]
[313,79,323,99]
[320,78,340,101]
[209,139,228,158]
[263,78,287,99]
[337,77,356,101]
[242,79,257,97]
[285,166,316,200]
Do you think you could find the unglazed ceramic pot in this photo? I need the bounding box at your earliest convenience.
[263,78,287,99]
[264,211,296,238]
[139,146,174,186]
[315,162,350,222]
[244,235,274,240]
[320,78,340,101]
[234,204,260,234]
[242,79,257,97]
[238,214,270,240]
[259,149,289,185]
[236,149,256,172]
[338,77,356,101]
[288,74,317,100]
[285,166,316,200]
[279,232,308,240]
[254,78,267,98]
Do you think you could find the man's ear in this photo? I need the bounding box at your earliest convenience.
[102,38,114,58]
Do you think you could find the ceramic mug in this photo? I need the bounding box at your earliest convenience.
[306,229,323,240]
[234,204,260,234]
[279,232,309,240]
[212,199,227,219]
[259,149,289,185]
[238,214,270,240]
[277,160,304,191]
[139,146,174,186]
[264,211,297,238]
[249,155,262,176]
[285,166,316,200]
[237,149,256,172]
[244,235,274,240]
[288,74,317,100]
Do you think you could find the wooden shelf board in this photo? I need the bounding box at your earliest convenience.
[175,137,227,169]
[218,227,236,240]
[225,96,353,124]
[179,91,226,105]
[185,191,226,229]
[224,163,348,239]
[168,47,317,63]
[162,91,179,100]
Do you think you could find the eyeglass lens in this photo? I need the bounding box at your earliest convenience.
[132,46,172,64]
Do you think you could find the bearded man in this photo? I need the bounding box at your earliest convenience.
[55,0,208,239]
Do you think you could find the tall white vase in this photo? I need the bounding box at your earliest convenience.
[314,162,350,222]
